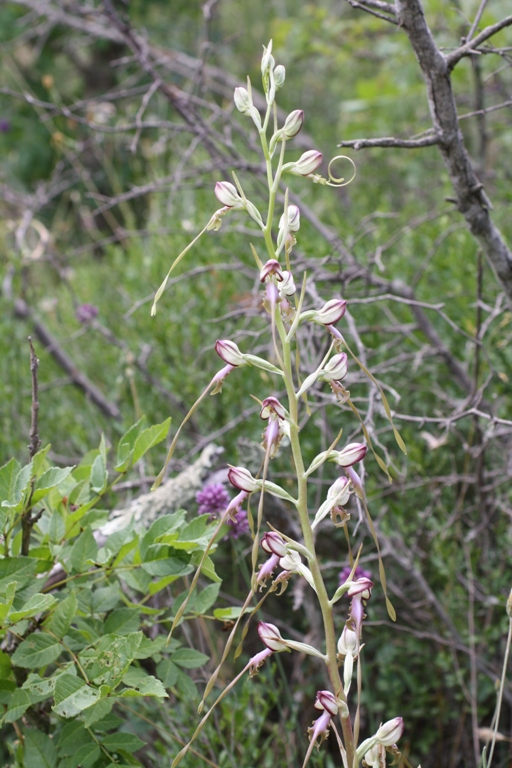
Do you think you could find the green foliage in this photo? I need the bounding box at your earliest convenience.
[0,418,228,767]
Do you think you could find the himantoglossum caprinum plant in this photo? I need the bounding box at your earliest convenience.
[151,40,411,768]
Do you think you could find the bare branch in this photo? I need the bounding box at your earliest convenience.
[338,134,441,149]
[447,14,512,68]
[14,299,121,420]
[390,0,512,305]
[345,0,398,24]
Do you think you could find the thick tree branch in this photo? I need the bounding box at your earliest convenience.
[387,0,512,305]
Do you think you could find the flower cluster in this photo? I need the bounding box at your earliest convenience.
[196,483,249,539]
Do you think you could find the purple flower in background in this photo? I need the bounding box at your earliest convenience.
[76,303,99,324]
[196,483,230,518]
[226,508,249,539]
[338,564,372,589]
[196,482,249,539]
[0,120,10,133]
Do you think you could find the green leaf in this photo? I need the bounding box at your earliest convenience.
[104,608,140,636]
[141,546,192,577]
[90,453,108,494]
[1,459,32,510]
[172,648,209,669]
[31,445,51,478]
[81,632,142,687]
[134,635,167,659]
[213,606,246,621]
[48,509,65,543]
[121,673,168,698]
[57,721,94,756]
[191,553,221,583]
[101,732,147,752]
[131,418,171,465]
[0,557,38,592]
[32,466,74,504]
[82,696,114,728]
[0,581,17,624]
[8,593,57,624]
[194,583,220,614]
[24,730,57,768]
[0,457,21,503]
[139,511,186,560]
[114,418,145,472]
[69,526,98,572]
[52,673,101,718]
[156,659,179,688]
[72,743,101,768]
[92,586,120,614]
[44,593,77,639]
[175,669,197,700]
[11,632,62,669]
[3,688,32,722]
[22,672,61,703]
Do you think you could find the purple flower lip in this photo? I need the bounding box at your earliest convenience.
[260,396,286,420]
[260,259,284,283]
[347,576,373,600]
[314,690,338,717]
[0,119,11,133]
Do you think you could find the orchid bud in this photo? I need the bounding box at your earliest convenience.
[375,717,404,746]
[215,339,246,367]
[364,744,386,768]
[234,86,251,114]
[291,150,323,176]
[260,396,287,420]
[322,353,348,382]
[260,259,284,282]
[214,181,243,209]
[278,204,300,234]
[283,110,304,139]
[248,647,273,677]
[315,298,347,326]
[279,270,296,297]
[333,442,368,467]
[257,621,287,652]
[337,625,358,657]
[314,690,338,717]
[274,64,286,89]
[261,41,274,81]
[327,476,351,505]
[227,466,260,493]
[261,531,287,558]
[347,576,373,600]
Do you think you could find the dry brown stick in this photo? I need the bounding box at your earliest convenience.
[15,299,121,420]
[27,336,42,459]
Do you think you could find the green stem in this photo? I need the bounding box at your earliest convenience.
[275,308,355,767]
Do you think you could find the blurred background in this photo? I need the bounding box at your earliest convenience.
[0,1,511,766]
